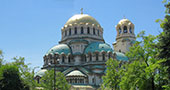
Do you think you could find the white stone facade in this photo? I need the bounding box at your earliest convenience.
[35,13,135,90]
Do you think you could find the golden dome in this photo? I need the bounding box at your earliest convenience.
[65,14,101,27]
[118,18,132,25]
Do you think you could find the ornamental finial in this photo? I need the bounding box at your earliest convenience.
[81,8,83,14]
[123,15,126,19]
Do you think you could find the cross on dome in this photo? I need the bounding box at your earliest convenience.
[81,8,83,14]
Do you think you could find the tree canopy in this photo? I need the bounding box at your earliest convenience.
[0,64,29,90]
[102,32,169,90]
[39,69,70,90]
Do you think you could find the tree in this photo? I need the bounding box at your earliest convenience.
[0,64,29,90]
[158,0,170,76]
[102,59,123,90]
[0,50,3,67]
[40,69,70,90]
[119,32,168,90]
[12,57,38,90]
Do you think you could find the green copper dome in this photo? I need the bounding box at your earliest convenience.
[115,52,128,61]
[34,69,47,77]
[84,42,113,54]
[46,44,71,55]
[65,14,101,27]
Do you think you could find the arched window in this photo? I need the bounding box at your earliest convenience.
[89,54,92,61]
[74,27,77,34]
[102,53,105,61]
[65,31,67,36]
[119,27,121,34]
[75,78,77,83]
[119,49,121,52]
[92,78,95,83]
[87,27,90,34]
[54,54,59,63]
[96,53,99,61]
[50,60,53,64]
[81,27,84,34]
[62,55,65,63]
[123,26,127,33]
[69,28,71,35]
[49,54,52,59]
[93,28,95,35]
[68,56,71,63]
[129,27,132,33]
[97,30,99,36]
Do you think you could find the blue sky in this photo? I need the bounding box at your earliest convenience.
[0,0,165,70]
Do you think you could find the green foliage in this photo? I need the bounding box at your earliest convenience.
[0,64,29,90]
[40,69,70,90]
[122,32,169,90]
[0,50,3,67]
[0,52,38,90]
[102,59,122,90]
[157,0,170,79]
[12,57,38,90]
[102,31,169,90]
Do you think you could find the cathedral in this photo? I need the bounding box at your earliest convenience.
[35,10,136,89]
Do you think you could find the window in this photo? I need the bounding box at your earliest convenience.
[50,60,53,64]
[119,50,121,52]
[123,26,127,33]
[75,78,77,83]
[92,78,95,83]
[49,54,52,59]
[129,27,132,33]
[96,53,99,61]
[102,53,105,61]
[89,54,92,61]
[68,56,71,63]
[69,28,71,35]
[65,31,67,36]
[87,27,90,34]
[93,28,95,35]
[97,30,99,36]
[74,27,77,34]
[62,56,65,63]
[119,27,121,34]
[81,27,84,34]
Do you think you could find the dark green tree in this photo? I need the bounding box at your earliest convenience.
[0,64,29,90]
[158,0,170,76]
[12,57,38,90]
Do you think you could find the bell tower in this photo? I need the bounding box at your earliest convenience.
[113,18,136,53]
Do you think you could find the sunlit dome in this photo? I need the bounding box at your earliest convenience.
[118,18,132,25]
[65,14,101,27]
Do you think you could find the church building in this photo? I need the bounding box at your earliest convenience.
[35,10,136,89]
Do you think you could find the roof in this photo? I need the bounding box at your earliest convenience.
[46,44,71,55]
[118,18,131,24]
[115,52,128,61]
[34,69,47,77]
[84,42,113,54]
[65,14,101,27]
[66,70,87,77]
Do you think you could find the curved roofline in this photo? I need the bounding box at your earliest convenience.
[83,42,113,54]
[64,14,101,27]
[45,44,72,55]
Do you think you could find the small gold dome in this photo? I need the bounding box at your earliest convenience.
[65,14,101,27]
[118,18,133,25]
